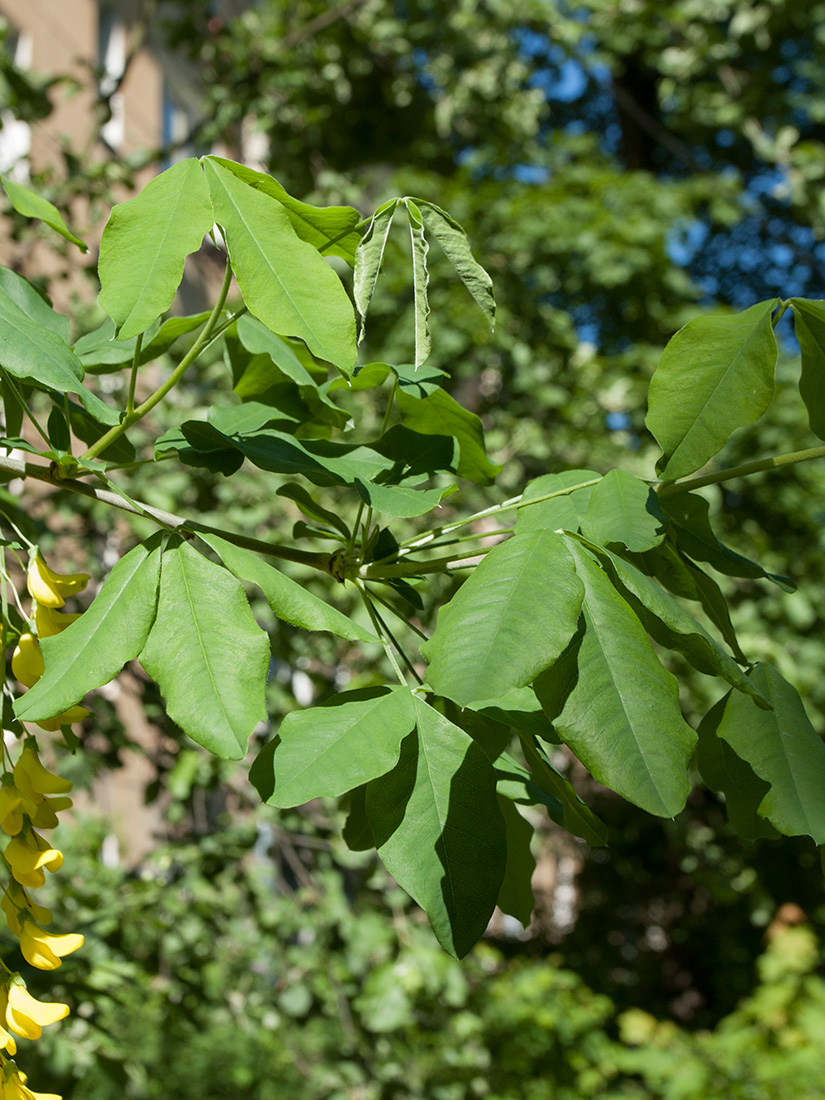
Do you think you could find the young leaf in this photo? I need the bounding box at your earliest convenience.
[713,662,825,843]
[207,157,363,263]
[353,199,398,343]
[139,539,269,760]
[696,699,778,842]
[789,298,825,439]
[250,686,416,806]
[519,734,609,846]
[397,385,501,486]
[98,158,214,339]
[405,200,431,369]
[14,538,163,722]
[647,299,779,481]
[515,470,601,535]
[416,199,495,331]
[366,697,507,958]
[534,539,696,818]
[422,530,584,708]
[204,158,356,372]
[496,796,535,926]
[200,533,377,643]
[580,469,666,552]
[1,174,87,251]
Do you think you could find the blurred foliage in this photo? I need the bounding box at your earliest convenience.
[14,813,825,1100]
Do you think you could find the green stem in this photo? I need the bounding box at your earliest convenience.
[399,477,602,551]
[81,261,235,461]
[657,445,825,498]
[772,300,789,328]
[404,526,514,556]
[318,217,370,256]
[126,333,143,417]
[2,374,51,449]
[368,601,423,684]
[362,547,488,580]
[379,376,398,439]
[356,581,409,687]
[346,500,365,557]
[0,453,331,573]
[365,583,428,639]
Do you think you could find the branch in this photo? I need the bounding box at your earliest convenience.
[0,454,332,573]
[657,444,825,498]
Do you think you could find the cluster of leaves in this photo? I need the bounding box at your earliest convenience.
[21,814,825,1100]
[2,152,825,961]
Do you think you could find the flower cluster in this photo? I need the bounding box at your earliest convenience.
[1,554,88,1099]
[11,556,90,732]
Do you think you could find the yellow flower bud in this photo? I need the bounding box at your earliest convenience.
[26,554,88,609]
[11,636,44,690]
[13,746,72,803]
[3,978,69,1040]
[1,882,52,938]
[33,603,83,639]
[19,922,83,971]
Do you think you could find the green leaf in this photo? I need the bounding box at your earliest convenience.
[397,386,501,485]
[696,699,778,842]
[647,299,779,480]
[661,491,792,589]
[74,314,213,371]
[471,685,558,741]
[234,430,393,486]
[206,157,363,263]
[0,267,69,342]
[405,199,431,369]
[1,174,87,251]
[138,539,269,760]
[496,796,535,925]
[342,785,375,851]
[199,533,376,643]
[98,158,214,339]
[789,298,825,439]
[416,199,495,331]
[366,697,506,958]
[683,557,748,663]
[355,477,451,518]
[580,469,665,552]
[15,538,162,722]
[535,539,696,818]
[276,483,351,539]
[68,400,135,464]
[713,662,825,843]
[495,751,564,817]
[47,407,70,452]
[595,544,768,705]
[422,530,584,708]
[250,686,416,806]
[519,734,609,846]
[515,470,601,535]
[204,158,356,372]
[235,313,318,386]
[353,199,398,343]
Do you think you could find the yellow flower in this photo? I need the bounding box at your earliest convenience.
[1,882,52,938]
[10,637,44,691]
[19,922,83,971]
[32,707,89,734]
[0,1017,16,1055]
[4,830,63,890]
[29,797,72,832]
[26,554,88,610]
[0,781,37,839]
[2,1065,61,1100]
[12,747,72,804]
[33,603,82,640]
[2,978,69,1040]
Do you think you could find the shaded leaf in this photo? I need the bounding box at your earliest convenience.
[99,158,214,339]
[789,298,825,439]
[397,385,501,485]
[355,477,451,518]
[405,199,431,369]
[534,539,696,818]
[519,734,609,846]
[496,796,535,925]
[422,530,584,708]
[714,662,825,843]
[250,686,416,806]
[366,697,506,958]
[139,539,269,759]
[647,300,778,480]
[0,267,69,342]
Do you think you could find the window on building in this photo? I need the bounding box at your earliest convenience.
[97,3,126,149]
